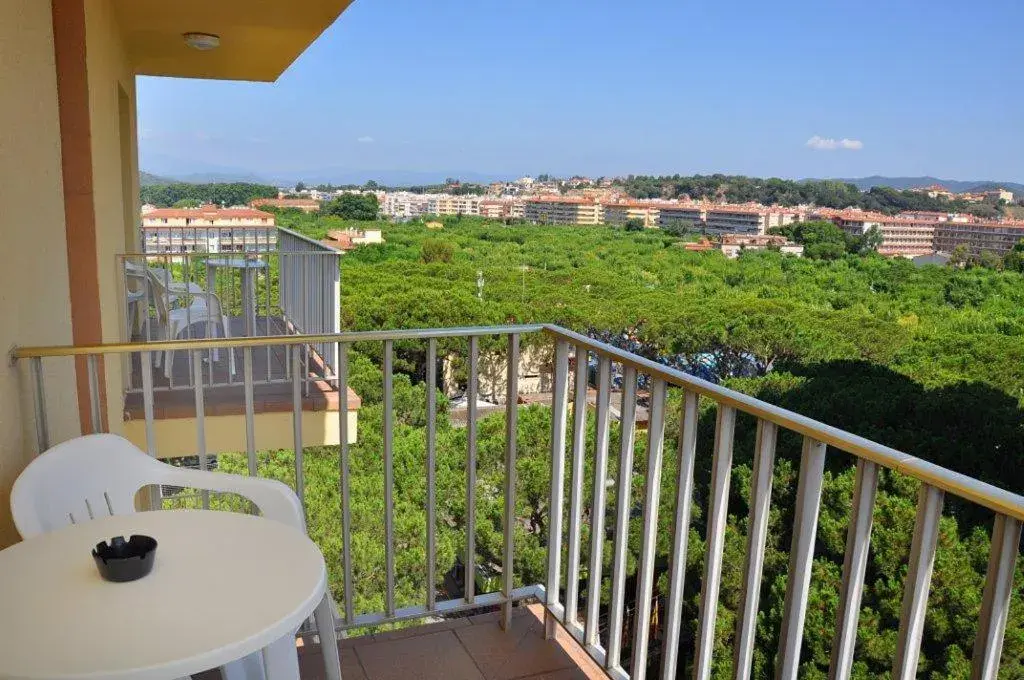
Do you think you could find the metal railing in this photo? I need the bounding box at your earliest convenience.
[277,228,342,378]
[11,324,1024,680]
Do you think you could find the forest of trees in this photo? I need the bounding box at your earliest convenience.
[140,182,277,207]
[183,215,1024,678]
[619,174,1006,219]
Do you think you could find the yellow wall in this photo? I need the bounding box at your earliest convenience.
[84,0,140,430]
[121,411,359,459]
[0,0,81,546]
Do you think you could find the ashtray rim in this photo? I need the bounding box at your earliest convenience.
[91,534,158,564]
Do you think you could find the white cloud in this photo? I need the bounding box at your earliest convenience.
[806,135,863,151]
[357,136,374,143]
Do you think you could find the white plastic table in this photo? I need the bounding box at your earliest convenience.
[0,510,327,680]
[205,257,268,336]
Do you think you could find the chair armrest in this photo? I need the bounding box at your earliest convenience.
[156,466,306,531]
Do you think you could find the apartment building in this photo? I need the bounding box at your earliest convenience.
[719,234,804,259]
[603,201,660,228]
[523,197,603,225]
[705,205,801,236]
[479,199,524,220]
[427,194,483,216]
[822,209,930,257]
[657,204,705,230]
[934,220,1024,256]
[822,209,936,257]
[381,191,431,219]
[141,205,277,253]
[250,197,320,213]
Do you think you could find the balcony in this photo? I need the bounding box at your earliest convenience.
[12,325,1024,679]
[118,227,359,456]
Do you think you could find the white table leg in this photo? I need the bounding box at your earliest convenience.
[261,633,300,680]
[219,654,263,680]
[314,594,342,680]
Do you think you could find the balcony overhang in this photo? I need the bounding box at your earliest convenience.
[112,0,354,82]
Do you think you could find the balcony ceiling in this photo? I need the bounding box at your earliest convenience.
[112,0,354,82]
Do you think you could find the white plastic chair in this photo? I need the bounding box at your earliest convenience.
[148,270,236,380]
[11,434,342,680]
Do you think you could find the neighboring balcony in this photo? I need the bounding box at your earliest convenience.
[118,227,359,457]
[13,324,1024,680]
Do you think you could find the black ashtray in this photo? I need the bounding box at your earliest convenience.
[92,535,157,582]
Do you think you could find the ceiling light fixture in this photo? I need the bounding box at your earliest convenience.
[183,32,220,51]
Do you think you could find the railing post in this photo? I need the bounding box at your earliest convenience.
[694,404,737,680]
[630,378,667,680]
[86,354,102,433]
[192,350,209,510]
[426,339,438,613]
[466,335,478,604]
[733,420,778,679]
[775,437,827,680]
[564,344,589,627]
[971,514,1022,680]
[829,459,880,680]
[292,344,305,521]
[339,342,354,622]
[584,355,612,647]
[606,366,638,669]
[660,390,699,680]
[30,356,49,453]
[383,339,395,617]
[545,339,570,640]
[243,347,257,477]
[501,333,519,630]
[140,350,161,510]
[893,484,944,680]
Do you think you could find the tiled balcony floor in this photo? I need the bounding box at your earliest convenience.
[198,604,605,680]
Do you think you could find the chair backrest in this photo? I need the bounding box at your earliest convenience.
[11,434,304,539]
[147,269,173,323]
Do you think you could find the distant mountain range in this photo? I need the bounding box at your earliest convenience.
[821,176,1024,195]
[141,168,1023,196]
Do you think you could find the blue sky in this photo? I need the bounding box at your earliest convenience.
[138,0,1024,184]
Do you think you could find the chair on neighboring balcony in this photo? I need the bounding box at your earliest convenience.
[10,433,342,680]
[148,270,236,381]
